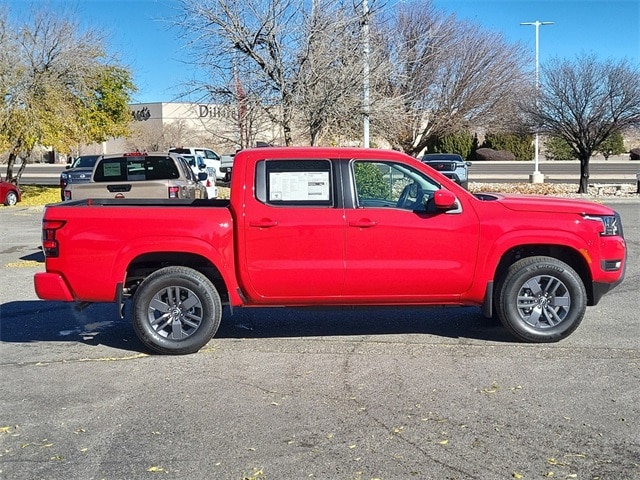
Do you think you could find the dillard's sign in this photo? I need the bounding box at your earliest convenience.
[198,104,236,119]
[130,104,236,122]
[131,107,151,121]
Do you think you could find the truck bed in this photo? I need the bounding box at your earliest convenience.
[52,198,231,208]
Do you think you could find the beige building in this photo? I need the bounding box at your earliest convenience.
[81,102,279,156]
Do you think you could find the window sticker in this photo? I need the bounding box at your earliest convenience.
[102,162,122,178]
[269,171,330,201]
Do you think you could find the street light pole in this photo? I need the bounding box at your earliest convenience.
[362,0,370,148]
[521,20,553,184]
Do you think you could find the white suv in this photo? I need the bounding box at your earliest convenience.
[168,147,223,181]
[171,153,219,199]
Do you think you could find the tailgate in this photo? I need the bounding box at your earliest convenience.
[68,181,190,200]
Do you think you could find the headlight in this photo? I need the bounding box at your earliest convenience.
[584,214,623,237]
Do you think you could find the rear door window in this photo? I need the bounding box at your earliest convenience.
[197,149,220,161]
[255,159,333,206]
[176,157,196,181]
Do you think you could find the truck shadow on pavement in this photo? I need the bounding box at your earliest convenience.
[0,301,515,353]
[0,301,143,351]
[217,305,514,342]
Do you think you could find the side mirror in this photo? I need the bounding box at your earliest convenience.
[433,189,458,210]
[197,172,208,181]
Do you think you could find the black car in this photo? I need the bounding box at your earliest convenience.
[59,155,102,200]
[420,153,472,189]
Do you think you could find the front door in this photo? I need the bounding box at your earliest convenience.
[343,160,480,301]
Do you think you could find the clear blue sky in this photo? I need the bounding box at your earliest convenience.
[7,0,640,104]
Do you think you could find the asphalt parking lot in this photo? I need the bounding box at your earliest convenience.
[0,202,638,480]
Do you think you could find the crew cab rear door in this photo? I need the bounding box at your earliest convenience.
[240,158,346,300]
[343,159,480,300]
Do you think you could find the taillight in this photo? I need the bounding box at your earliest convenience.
[42,220,66,257]
[168,186,179,198]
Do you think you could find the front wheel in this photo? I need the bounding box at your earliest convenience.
[4,191,18,206]
[132,266,222,354]
[496,256,587,343]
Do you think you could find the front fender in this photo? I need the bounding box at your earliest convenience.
[464,228,593,303]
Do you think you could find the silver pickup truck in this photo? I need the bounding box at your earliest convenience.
[63,153,208,201]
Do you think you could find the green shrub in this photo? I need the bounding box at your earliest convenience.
[425,132,475,160]
[482,132,534,161]
[544,136,577,161]
[598,132,625,159]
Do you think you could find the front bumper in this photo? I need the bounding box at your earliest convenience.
[590,235,627,305]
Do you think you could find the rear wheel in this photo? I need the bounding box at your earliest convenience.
[132,266,222,354]
[496,256,587,343]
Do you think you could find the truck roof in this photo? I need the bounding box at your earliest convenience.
[237,146,417,162]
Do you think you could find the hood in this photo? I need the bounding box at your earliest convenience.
[481,193,615,215]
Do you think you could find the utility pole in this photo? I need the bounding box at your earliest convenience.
[362,0,370,148]
[521,20,553,184]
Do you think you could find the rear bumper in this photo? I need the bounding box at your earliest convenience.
[34,272,75,301]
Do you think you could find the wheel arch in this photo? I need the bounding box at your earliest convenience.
[123,251,233,305]
[493,244,594,305]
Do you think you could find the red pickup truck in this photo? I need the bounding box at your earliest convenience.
[34,147,627,354]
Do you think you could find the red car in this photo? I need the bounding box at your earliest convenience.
[0,174,21,206]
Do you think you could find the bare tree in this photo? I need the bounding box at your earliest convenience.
[175,0,530,151]
[379,1,529,156]
[178,0,311,146]
[177,0,374,146]
[126,120,197,152]
[294,1,364,145]
[197,74,281,149]
[526,53,640,193]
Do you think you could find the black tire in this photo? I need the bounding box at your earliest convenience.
[4,190,18,206]
[132,266,222,354]
[496,256,587,343]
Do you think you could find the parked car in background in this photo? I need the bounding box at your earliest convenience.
[169,147,224,182]
[63,152,208,201]
[59,154,102,201]
[0,174,21,206]
[220,153,235,182]
[420,153,471,189]
[176,153,219,198]
[219,143,272,183]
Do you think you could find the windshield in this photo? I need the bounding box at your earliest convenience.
[71,156,100,168]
